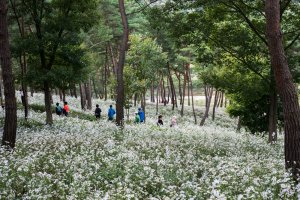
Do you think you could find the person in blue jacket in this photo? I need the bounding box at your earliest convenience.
[138,107,145,123]
[108,105,116,121]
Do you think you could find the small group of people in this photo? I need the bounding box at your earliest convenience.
[93,104,177,127]
[94,104,115,121]
[55,102,70,117]
[156,115,177,127]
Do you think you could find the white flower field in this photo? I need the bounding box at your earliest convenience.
[0,93,299,199]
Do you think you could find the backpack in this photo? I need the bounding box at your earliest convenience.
[56,106,62,113]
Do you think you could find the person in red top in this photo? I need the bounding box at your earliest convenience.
[63,102,70,117]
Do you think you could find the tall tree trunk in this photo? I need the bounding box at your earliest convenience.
[187,64,190,106]
[44,81,53,124]
[59,90,62,101]
[176,72,183,105]
[62,89,66,102]
[20,54,28,120]
[80,83,86,110]
[268,85,277,143]
[162,78,167,106]
[0,80,3,107]
[116,0,128,126]
[104,45,108,100]
[168,64,176,110]
[108,43,117,75]
[200,86,213,126]
[188,65,197,124]
[212,90,219,121]
[92,78,98,99]
[180,66,188,117]
[156,82,159,115]
[85,80,92,110]
[265,0,300,178]
[150,83,155,103]
[0,0,17,149]
[134,93,137,107]
[219,92,224,108]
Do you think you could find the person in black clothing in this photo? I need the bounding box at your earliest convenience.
[95,104,102,119]
[157,115,163,126]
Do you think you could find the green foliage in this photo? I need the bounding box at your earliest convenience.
[125,34,167,99]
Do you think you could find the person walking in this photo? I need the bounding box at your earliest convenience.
[95,104,102,119]
[157,115,163,126]
[138,107,145,123]
[108,105,116,121]
[55,102,63,116]
[63,102,70,117]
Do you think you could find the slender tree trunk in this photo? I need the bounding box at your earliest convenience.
[200,86,213,126]
[62,89,66,102]
[85,80,92,110]
[104,45,108,100]
[265,0,300,178]
[212,90,219,121]
[237,116,242,132]
[92,78,98,99]
[187,64,190,106]
[268,86,277,143]
[59,90,62,101]
[162,78,167,106]
[134,93,137,107]
[220,92,224,108]
[181,66,187,117]
[176,72,183,105]
[0,0,17,149]
[108,43,118,75]
[156,83,159,115]
[150,83,155,103]
[188,65,197,124]
[0,80,3,107]
[20,54,28,120]
[44,81,53,124]
[116,0,128,126]
[168,64,176,110]
[80,83,86,110]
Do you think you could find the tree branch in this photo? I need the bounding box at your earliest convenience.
[223,1,268,47]
[285,32,300,51]
[127,0,160,16]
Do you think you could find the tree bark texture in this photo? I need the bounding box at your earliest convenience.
[265,0,300,178]
[200,86,213,126]
[167,64,176,110]
[180,66,188,117]
[116,0,128,126]
[188,66,197,124]
[80,83,86,110]
[212,90,219,121]
[0,0,17,149]
[85,80,92,110]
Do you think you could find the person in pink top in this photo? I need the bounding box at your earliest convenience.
[63,102,70,117]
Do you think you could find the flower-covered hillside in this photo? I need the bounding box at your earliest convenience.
[0,93,299,199]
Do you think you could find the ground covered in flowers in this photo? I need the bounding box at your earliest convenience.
[0,94,299,199]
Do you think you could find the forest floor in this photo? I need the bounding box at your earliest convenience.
[0,93,299,199]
